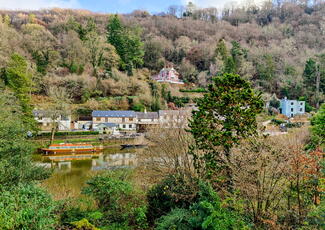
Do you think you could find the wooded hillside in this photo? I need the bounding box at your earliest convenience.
[0,1,324,112]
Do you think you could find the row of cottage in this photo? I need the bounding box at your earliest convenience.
[33,109,192,134]
[33,98,306,133]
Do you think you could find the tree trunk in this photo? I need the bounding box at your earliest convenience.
[50,123,57,144]
[224,148,234,194]
[296,174,302,223]
[315,66,320,109]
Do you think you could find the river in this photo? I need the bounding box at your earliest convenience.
[38,147,140,199]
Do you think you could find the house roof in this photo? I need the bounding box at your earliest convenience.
[136,112,159,119]
[33,110,46,117]
[33,110,70,117]
[158,110,192,116]
[92,110,136,118]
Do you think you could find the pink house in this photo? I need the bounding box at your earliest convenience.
[152,67,184,84]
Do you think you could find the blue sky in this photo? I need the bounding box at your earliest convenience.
[0,0,267,13]
[79,0,183,14]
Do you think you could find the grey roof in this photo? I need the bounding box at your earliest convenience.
[136,112,159,119]
[33,110,44,116]
[33,109,71,117]
[158,110,191,116]
[92,110,136,118]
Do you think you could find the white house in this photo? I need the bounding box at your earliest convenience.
[280,97,305,117]
[158,109,192,128]
[92,110,137,132]
[33,110,71,131]
[136,111,159,132]
[152,66,184,84]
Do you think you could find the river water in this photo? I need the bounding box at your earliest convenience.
[39,147,140,199]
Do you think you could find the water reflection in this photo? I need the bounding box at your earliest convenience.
[39,148,140,198]
[92,152,137,170]
[39,148,138,173]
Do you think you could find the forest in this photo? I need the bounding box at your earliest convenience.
[0,0,324,229]
[0,0,324,113]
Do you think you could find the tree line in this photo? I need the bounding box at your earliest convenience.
[0,1,324,113]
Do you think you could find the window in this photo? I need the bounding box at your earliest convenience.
[122,124,126,129]
[291,108,294,112]
[122,118,125,122]
[61,115,69,121]
[96,117,100,121]
[300,108,303,112]
[105,117,108,122]
[129,124,132,128]
[291,102,294,105]
[129,118,134,121]
[300,102,303,105]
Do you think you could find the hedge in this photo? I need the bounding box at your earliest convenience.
[179,88,207,93]
[37,131,99,137]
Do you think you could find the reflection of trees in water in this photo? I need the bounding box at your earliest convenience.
[92,153,137,170]
[43,149,140,172]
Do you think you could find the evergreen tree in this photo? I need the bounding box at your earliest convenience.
[303,58,317,90]
[303,56,325,107]
[310,103,325,147]
[215,39,228,62]
[1,53,34,125]
[0,92,50,187]
[230,40,245,73]
[215,40,245,74]
[188,73,263,192]
[0,92,56,229]
[107,15,144,75]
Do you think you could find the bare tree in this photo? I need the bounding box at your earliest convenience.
[137,125,195,185]
[45,86,71,144]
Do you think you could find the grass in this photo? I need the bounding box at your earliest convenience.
[32,136,136,148]
[51,138,98,144]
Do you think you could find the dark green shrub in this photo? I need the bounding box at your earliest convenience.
[0,184,57,230]
[269,97,280,109]
[132,103,145,112]
[180,88,207,93]
[37,131,99,137]
[147,175,199,223]
[82,171,148,229]
[271,118,285,125]
[156,182,251,230]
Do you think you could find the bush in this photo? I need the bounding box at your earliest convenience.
[82,170,148,228]
[132,103,145,112]
[155,182,251,230]
[147,174,199,223]
[37,131,99,137]
[271,118,285,125]
[0,184,57,230]
[269,97,280,109]
[155,208,193,230]
[179,88,207,93]
[70,218,99,230]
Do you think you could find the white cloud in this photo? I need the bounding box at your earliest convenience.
[182,0,268,9]
[0,0,80,10]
